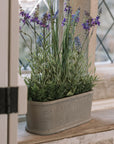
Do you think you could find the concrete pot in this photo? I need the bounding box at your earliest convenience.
[26,91,93,135]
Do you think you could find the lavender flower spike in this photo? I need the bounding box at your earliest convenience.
[72,8,80,23]
[62,18,67,26]
[22,13,31,24]
[53,10,59,19]
[82,15,100,31]
[75,36,81,47]
[31,17,40,24]
[95,16,100,26]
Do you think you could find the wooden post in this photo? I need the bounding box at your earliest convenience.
[8,0,27,143]
[8,0,19,144]
[0,0,9,144]
[88,0,98,73]
[0,0,27,143]
[0,0,9,87]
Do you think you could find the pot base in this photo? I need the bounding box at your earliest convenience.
[26,118,91,135]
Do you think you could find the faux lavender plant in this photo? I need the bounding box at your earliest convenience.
[20,1,100,102]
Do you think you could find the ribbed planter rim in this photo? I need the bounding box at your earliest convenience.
[28,91,93,106]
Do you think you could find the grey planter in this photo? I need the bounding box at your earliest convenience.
[26,91,93,135]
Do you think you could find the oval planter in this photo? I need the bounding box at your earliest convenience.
[26,91,93,135]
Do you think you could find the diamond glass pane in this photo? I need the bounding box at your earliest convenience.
[106,0,114,17]
[103,25,114,61]
[96,38,110,62]
[19,0,37,12]
[96,0,114,63]
[97,2,113,36]
[99,0,103,5]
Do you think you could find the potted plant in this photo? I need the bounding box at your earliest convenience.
[19,0,100,135]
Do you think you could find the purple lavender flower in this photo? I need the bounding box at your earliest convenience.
[91,18,95,26]
[64,6,67,12]
[47,10,59,21]
[21,13,31,24]
[82,9,100,31]
[72,8,80,23]
[31,17,40,24]
[47,13,51,20]
[82,15,100,31]
[64,4,72,14]
[82,22,90,31]
[62,2,73,26]
[25,13,30,19]
[72,14,79,23]
[39,21,49,28]
[47,24,50,30]
[53,10,59,19]
[94,16,100,26]
[76,8,80,16]
[38,13,49,28]
[39,22,45,27]
[62,18,67,26]
[20,11,25,17]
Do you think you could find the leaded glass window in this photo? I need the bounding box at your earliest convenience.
[96,0,114,63]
